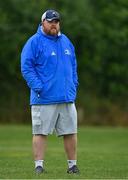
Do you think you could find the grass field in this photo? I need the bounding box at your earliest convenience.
[0,125,128,179]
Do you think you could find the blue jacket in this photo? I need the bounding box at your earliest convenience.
[21,26,78,105]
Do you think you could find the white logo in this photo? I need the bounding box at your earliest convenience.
[64,49,71,55]
[51,51,56,56]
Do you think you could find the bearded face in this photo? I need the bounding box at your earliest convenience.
[42,20,60,36]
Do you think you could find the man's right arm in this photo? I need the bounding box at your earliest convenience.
[21,38,43,93]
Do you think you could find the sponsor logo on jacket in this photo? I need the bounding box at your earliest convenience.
[51,51,56,56]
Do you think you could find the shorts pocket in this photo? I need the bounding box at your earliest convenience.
[31,106,41,125]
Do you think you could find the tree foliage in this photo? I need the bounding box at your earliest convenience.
[0,0,128,124]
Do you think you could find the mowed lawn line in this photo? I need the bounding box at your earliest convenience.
[0,125,128,179]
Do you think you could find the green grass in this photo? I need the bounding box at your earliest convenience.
[0,125,128,179]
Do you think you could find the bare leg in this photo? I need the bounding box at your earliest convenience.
[33,135,47,160]
[63,134,77,160]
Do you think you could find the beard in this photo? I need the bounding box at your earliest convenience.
[48,28,58,35]
[43,26,60,36]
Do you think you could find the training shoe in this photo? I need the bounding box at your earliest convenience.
[67,165,80,174]
[35,166,44,174]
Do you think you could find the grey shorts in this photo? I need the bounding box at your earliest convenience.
[31,103,77,136]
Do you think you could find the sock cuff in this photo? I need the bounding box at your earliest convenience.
[67,160,77,168]
[35,160,44,168]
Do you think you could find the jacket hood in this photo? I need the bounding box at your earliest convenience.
[37,25,61,40]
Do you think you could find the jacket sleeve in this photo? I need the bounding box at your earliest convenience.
[21,38,43,92]
[71,44,79,88]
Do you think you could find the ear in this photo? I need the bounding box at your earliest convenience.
[41,21,45,27]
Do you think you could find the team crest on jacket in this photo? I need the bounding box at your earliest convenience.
[64,49,71,55]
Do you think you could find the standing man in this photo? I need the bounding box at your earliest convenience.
[21,9,79,174]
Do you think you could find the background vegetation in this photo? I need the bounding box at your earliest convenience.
[0,0,128,125]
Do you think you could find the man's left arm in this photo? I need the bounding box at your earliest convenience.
[71,45,79,88]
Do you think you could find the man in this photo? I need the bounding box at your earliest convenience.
[21,9,79,174]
